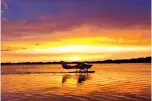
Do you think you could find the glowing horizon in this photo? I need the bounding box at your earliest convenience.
[1,0,151,62]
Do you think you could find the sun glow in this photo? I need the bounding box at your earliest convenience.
[70,56,81,61]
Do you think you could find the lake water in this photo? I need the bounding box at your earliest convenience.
[1,63,151,101]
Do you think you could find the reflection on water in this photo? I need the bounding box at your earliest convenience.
[62,73,92,84]
[2,63,151,101]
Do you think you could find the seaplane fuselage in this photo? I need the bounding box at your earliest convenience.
[61,61,92,70]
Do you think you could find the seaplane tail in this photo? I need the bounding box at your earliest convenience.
[61,61,74,69]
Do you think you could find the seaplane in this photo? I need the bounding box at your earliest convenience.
[61,61,93,72]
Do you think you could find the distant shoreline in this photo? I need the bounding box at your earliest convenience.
[1,56,151,65]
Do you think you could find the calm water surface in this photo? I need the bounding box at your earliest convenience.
[2,63,151,101]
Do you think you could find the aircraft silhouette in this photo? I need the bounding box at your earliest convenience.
[61,61,92,71]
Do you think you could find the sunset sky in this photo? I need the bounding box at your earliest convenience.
[1,0,151,62]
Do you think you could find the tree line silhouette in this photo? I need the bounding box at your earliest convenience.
[1,56,151,65]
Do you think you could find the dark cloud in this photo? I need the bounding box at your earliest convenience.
[35,44,41,46]
[1,47,28,52]
[1,0,8,9]
[2,0,150,41]
[1,49,11,52]
[3,0,150,26]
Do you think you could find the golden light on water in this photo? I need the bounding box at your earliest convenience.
[2,64,151,101]
[1,0,151,101]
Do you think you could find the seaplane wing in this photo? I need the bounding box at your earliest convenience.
[61,61,92,70]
